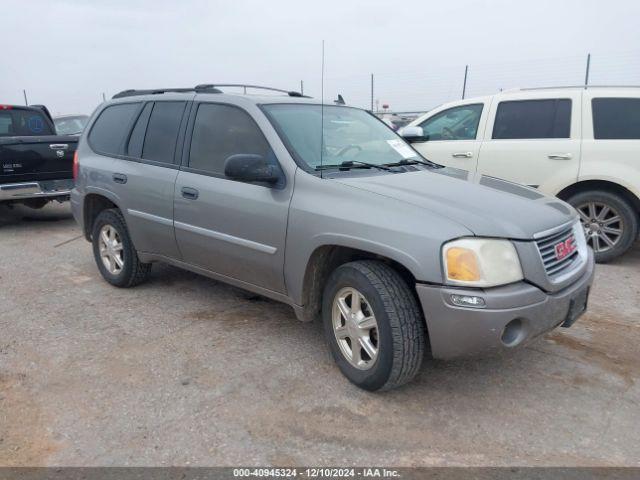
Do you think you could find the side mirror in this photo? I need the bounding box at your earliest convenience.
[399,126,426,143]
[224,154,280,184]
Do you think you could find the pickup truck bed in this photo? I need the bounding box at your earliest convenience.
[0,105,78,207]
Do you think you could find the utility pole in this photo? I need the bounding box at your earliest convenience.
[102,92,106,102]
[23,89,28,105]
[370,73,374,112]
[462,65,469,99]
[584,53,591,88]
[300,80,304,95]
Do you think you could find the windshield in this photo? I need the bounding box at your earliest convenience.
[263,104,420,170]
[54,115,88,135]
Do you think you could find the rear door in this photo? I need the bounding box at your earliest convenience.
[409,101,488,172]
[173,102,291,293]
[0,107,75,183]
[580,91,640,195]
[87,101,187,258]
[476,91,582,194]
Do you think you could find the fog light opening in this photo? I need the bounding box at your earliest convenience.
[450,294,486,308]
[501,318,525,347]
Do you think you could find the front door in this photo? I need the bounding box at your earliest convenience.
[173,102,291,293]
[410,102,487,172]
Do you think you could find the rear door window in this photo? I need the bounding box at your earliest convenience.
[0,109,54,137]
[492,99,571,139]
[141,101,187,164]
[592,98,640,139]
[127,102,153,157]
[89,103,140,155]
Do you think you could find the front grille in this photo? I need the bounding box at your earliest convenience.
[535,226,579,277]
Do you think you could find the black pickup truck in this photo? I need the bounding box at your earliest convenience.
[0,104,78,208]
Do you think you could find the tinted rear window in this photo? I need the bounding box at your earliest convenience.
[492,99,571,139]
[89,103,140,155]
[0,109,54,137]
[141,102,186,164]
[592,98,640,139]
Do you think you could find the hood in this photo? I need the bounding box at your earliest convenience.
[334,167,576,239]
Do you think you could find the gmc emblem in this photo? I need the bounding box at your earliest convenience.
[555,237,577,261]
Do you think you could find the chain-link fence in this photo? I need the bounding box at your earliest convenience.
[317,50,640,116]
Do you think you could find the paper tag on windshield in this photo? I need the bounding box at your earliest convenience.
[387,139,416,159]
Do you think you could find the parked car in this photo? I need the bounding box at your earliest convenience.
[1,104,78,208]
[71,84,594,391]
[377,112,422,131]
[401,86,640,262]
[54,114,89,136]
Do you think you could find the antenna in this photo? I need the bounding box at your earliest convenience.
[320,40,325,178]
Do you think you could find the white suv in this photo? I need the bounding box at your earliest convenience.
[401,86,640,262]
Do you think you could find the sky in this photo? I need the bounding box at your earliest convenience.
[2,0,640,115]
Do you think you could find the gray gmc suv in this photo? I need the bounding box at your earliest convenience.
[71,84,595,391]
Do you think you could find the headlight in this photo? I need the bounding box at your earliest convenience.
[442,238,523,287]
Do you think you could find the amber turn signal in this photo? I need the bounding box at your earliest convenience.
[445,247,481,282]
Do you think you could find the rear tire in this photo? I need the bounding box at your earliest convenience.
[322,260,426,391]
[567,190,638,263]
[91,208,151,287]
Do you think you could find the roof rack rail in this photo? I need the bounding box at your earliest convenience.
[194,84,308,97]
[511,85,640,92]
[112,86,222,99]
[112,84,308,100]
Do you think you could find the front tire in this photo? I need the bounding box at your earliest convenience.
[322,260,426,391]
[567,190,638,263]
[91,208,151,287]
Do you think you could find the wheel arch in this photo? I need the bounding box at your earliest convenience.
[82,190,123,241]
[297,244,421,324]
[557,180,640,216]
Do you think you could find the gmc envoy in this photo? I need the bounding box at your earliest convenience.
[71,84,595,391]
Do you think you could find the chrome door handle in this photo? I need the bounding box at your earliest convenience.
[452,152,473,158]
[49,144,69,150]
[548,153,572,160]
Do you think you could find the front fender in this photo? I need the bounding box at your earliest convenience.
[283,170,472,306]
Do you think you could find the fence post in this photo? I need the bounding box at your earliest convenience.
[584,53,591,88]
[462,65,469,99]
[370,73,374,112]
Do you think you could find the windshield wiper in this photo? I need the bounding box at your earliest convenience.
[315,160,393,172]
[383,158,442,168]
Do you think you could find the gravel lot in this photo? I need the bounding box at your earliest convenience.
[1,202,638,467]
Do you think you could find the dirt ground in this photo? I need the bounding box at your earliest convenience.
[1,202,638,467]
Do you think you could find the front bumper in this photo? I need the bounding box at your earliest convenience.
[0,179,74,201]
[416,249,595,360]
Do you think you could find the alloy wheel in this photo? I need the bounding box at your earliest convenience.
[576,201,624,253]
[332,287,379,370]
[98,224,124,275]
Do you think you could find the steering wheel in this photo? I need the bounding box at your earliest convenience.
[441,126,455,140]
[337,145,362,157]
